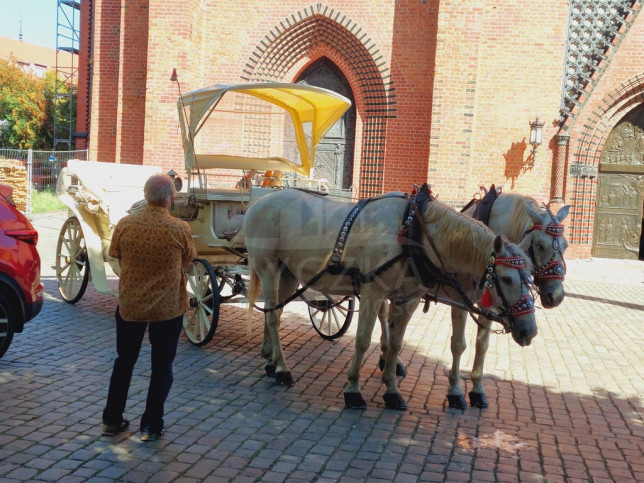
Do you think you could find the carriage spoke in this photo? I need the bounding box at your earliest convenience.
[56,217,90,304]
[183,259,219,346]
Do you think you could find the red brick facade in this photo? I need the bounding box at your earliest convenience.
[77,0,644,259]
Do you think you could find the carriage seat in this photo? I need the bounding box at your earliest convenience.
[261,170,283,187]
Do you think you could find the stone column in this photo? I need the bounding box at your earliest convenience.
[551,133,569,204]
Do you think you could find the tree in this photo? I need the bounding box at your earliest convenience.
[0,58,54,149]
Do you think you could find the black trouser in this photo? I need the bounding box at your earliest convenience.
[102,306,183,432]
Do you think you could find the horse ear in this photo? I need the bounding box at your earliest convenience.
[556,204,571,222]
[493,235,503,253]
[523,199,543,224]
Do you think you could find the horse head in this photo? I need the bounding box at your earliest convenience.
[522,201,570,308]
[480,235,537,347]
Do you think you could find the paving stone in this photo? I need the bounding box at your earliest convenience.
[1,212,642,481]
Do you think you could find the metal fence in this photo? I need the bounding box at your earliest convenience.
[0,148,88,217]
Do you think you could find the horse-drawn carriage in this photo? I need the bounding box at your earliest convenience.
[55,83,357,345]
[55,82,570,410]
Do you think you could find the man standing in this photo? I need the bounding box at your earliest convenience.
[102,174,197,441]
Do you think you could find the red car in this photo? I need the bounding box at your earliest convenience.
[0,183,43,357]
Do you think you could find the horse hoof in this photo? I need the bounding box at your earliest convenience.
[264,364,276,377]
[274,372,294,387]
[468,391,489,408]
[383,393,407,410]
[447,394,467,410]
[378,358,407,377]
[396,362,407,377]
[344,392,367,409]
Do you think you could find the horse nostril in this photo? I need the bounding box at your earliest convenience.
[520,329,531,346]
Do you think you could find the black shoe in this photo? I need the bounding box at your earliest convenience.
[140,426,165,442]
[102,419,130,436]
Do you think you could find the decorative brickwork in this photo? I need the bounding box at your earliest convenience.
[240,5,396,197]
[568,73,644,247]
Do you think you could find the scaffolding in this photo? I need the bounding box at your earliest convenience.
[54,0,80,150]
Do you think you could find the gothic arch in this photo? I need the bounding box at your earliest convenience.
[240,4,396,196]
[569,74,644,244]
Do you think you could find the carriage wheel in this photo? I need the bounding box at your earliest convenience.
[56,216,90,304]
[183,259,220,346]
[304,293,355,340]
[214,268,235,302]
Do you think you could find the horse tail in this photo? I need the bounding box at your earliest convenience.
[246,260,261,338]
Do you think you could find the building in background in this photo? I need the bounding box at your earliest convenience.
[75,1,644,260]
[0,37,74,77]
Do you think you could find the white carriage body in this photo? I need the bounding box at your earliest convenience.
[56,83,353,300]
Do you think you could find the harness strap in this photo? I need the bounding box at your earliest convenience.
[258,193,407,312]
[329,198,369,266]
[253,269,328,313]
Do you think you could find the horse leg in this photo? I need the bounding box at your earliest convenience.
[344,292,382,409]
[377,300,407,376]
[256,259,294,387]
[447,307,468,409]
[469,317,492,408]
[381,297,420,410]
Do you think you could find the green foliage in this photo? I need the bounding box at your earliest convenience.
[0,58,57,149]
[31,188,66,213]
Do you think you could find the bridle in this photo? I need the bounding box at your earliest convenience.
[405,187,535,334]
[477,242,535,332]
[522,206,566,284]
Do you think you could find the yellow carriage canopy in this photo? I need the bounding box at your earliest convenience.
[177,83,352,177]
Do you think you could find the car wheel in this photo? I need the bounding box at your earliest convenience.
[0,292,16,358]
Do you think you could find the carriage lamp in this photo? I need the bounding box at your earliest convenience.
[529,117,545,161]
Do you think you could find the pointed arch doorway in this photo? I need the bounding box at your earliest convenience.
[297,59,356,190]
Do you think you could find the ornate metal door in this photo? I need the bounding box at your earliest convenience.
[594,108,644,259]
[297,59,356,190]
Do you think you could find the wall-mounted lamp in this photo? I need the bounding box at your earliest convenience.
[529,116,544,161]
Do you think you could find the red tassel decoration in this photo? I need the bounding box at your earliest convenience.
[481,288,493,308]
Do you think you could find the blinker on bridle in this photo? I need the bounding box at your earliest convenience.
[479,243,536,327]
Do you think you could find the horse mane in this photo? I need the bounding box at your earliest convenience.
[422,199,494,271]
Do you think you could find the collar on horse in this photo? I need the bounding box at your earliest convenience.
[471,184,500,226]
[396,183,446,288]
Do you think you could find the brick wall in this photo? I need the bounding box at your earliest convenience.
[77,0,644,258]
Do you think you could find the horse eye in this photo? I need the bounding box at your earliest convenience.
[501,276,512,284]
[535,243,545,251]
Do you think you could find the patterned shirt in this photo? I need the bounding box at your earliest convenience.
[109,205,197,321]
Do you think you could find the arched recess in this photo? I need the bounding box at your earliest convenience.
[297,58,355,190]
[567,73,644,247]
[240,4,396,197]
[592,106,644,259]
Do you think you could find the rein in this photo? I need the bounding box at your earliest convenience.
[403,184,531,334]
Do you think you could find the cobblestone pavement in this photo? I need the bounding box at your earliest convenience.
[0,211,642,482]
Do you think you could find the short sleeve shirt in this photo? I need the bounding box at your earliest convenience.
[109,205,197,321]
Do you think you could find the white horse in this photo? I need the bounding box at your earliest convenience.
[446,189,569,409]
[244,188,537,409]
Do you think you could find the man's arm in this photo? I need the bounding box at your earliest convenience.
[109,224,123,260]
